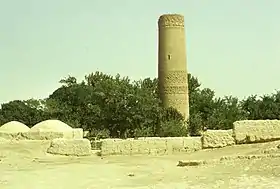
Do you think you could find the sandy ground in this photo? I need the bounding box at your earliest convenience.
[1,140,280,189]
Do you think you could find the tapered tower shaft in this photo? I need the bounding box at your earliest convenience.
[158,14,189,120]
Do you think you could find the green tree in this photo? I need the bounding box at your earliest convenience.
[47,72,187,138]
[0,99,46,127]
[1,70,263,138]
[187,74,247,135]
[241,91,280,120]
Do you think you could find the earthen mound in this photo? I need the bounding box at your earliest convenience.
[0,121,30,133]
[30,120,72,132]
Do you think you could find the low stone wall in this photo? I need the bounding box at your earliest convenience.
[233,120,280,144]
[93,131,237,156]
[202,129,235,148]
[91,120,280,156]
[47,138,92,156]
[93,137,202,156]
[0,128,84,140]
[3,119,280,157]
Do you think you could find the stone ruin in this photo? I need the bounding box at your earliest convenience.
[0,119,91,156]
[1,119,280,157]
[90,120,280,156]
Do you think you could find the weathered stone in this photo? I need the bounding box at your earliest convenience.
[147,138,167,155]
[1,128,84,141]
[99,138,123,155]
[182,137,202,152]
[130,139,150,155]
[233,120,280,144]
[118,139,132,155]
[202,129,235,148]
[177,160,206,167]
[98,137,202,156]
[166,137,184,154]
[47,138,91,156]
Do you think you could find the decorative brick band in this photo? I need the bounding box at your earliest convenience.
[159,71,188,85]
[166,98,188,107]
[160,86,188,94]
[158,14,184,28]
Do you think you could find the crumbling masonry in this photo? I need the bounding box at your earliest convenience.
[158,14,189,120]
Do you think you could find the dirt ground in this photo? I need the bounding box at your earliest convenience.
[1,140,280,189]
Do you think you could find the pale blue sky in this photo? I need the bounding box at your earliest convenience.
[0,0,279,104]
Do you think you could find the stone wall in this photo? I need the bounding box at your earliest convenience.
[0,128,84,140]
[91,120,280,156]
[47,138,91,156]
[3,120,280,157]
[201,129,235,148]
[233,120,280,144]
[92,137,202,156]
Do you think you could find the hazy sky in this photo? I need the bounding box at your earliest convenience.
[0,0,279,104]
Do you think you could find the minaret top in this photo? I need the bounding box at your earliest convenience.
[158,14,184,28]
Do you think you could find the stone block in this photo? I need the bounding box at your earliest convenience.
[47,138,91,156]
[98,137,203,156]
[182,137,202,152]
[166,137,184,154]
[117,139,132,155]
[130,139,150,155]
[147,138,167,155]
[202,130,235,148]
[99,138,123,155]
[233,120,280,144]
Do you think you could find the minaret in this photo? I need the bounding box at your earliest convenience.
[158,14,189,121]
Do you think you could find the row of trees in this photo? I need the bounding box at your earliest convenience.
[0,71,279,138]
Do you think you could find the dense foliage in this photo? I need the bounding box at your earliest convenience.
[0,71,279,138]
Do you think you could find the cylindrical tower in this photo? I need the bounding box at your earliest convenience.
[158,14,189,121]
